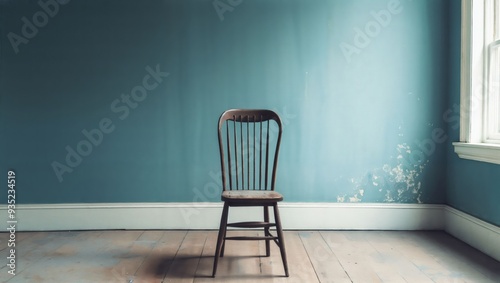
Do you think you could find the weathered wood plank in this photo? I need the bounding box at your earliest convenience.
[105,230,165,283]
[387,231,469,283]
[258,231,319,283]
[299,231,351,283]
[209,230,262,282]
[403,231,498,283]
[3,231,104,282]
[134,230,188,283]
[163,230,207,283]
[364,231,434,283]
[193,230,218,282]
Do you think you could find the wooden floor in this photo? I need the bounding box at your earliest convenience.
[0,230,499,282]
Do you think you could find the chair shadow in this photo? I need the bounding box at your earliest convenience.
[140,254,284,279]
[140,254,203,279]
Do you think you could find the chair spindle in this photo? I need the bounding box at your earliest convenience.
[265,120,270,190]
[233,117,238,190]
[226,121,232,190]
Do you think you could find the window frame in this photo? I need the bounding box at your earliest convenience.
[453,0,500,165]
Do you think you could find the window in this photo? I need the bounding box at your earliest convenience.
[453,0,500,164]
[485,0,500,142]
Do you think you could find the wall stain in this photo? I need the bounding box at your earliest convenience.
[337,143,428,203]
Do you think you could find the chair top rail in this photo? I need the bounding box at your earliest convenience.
[218,109,282,126]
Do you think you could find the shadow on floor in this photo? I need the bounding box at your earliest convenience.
[139,254,283,279]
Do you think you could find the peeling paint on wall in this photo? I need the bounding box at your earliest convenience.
[337,143,428,203]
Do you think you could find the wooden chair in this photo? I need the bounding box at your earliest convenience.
[212,109,289,277]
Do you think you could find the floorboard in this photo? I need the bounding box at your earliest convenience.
[135,230,188,283]
[299,231,350,283]
[0,230,498,282]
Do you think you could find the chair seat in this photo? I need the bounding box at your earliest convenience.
[221,190,283,203]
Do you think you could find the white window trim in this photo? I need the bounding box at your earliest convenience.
[453,0,500,165]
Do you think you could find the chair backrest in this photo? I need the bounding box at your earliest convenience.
[218,109,283,192]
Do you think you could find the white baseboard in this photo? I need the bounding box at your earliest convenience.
[0,202,444,231]
[280,203,445,230]
[1,202,498,262]
[444,206,500,261]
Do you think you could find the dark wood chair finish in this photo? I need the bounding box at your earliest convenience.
[212,109,289,277]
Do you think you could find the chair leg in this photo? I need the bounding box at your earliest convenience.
[264,205,270,257]
[273,203,289,277]
[212,202,229,277]
[220,224,228,257]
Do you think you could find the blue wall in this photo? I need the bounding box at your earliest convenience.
[2,0,453,205]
